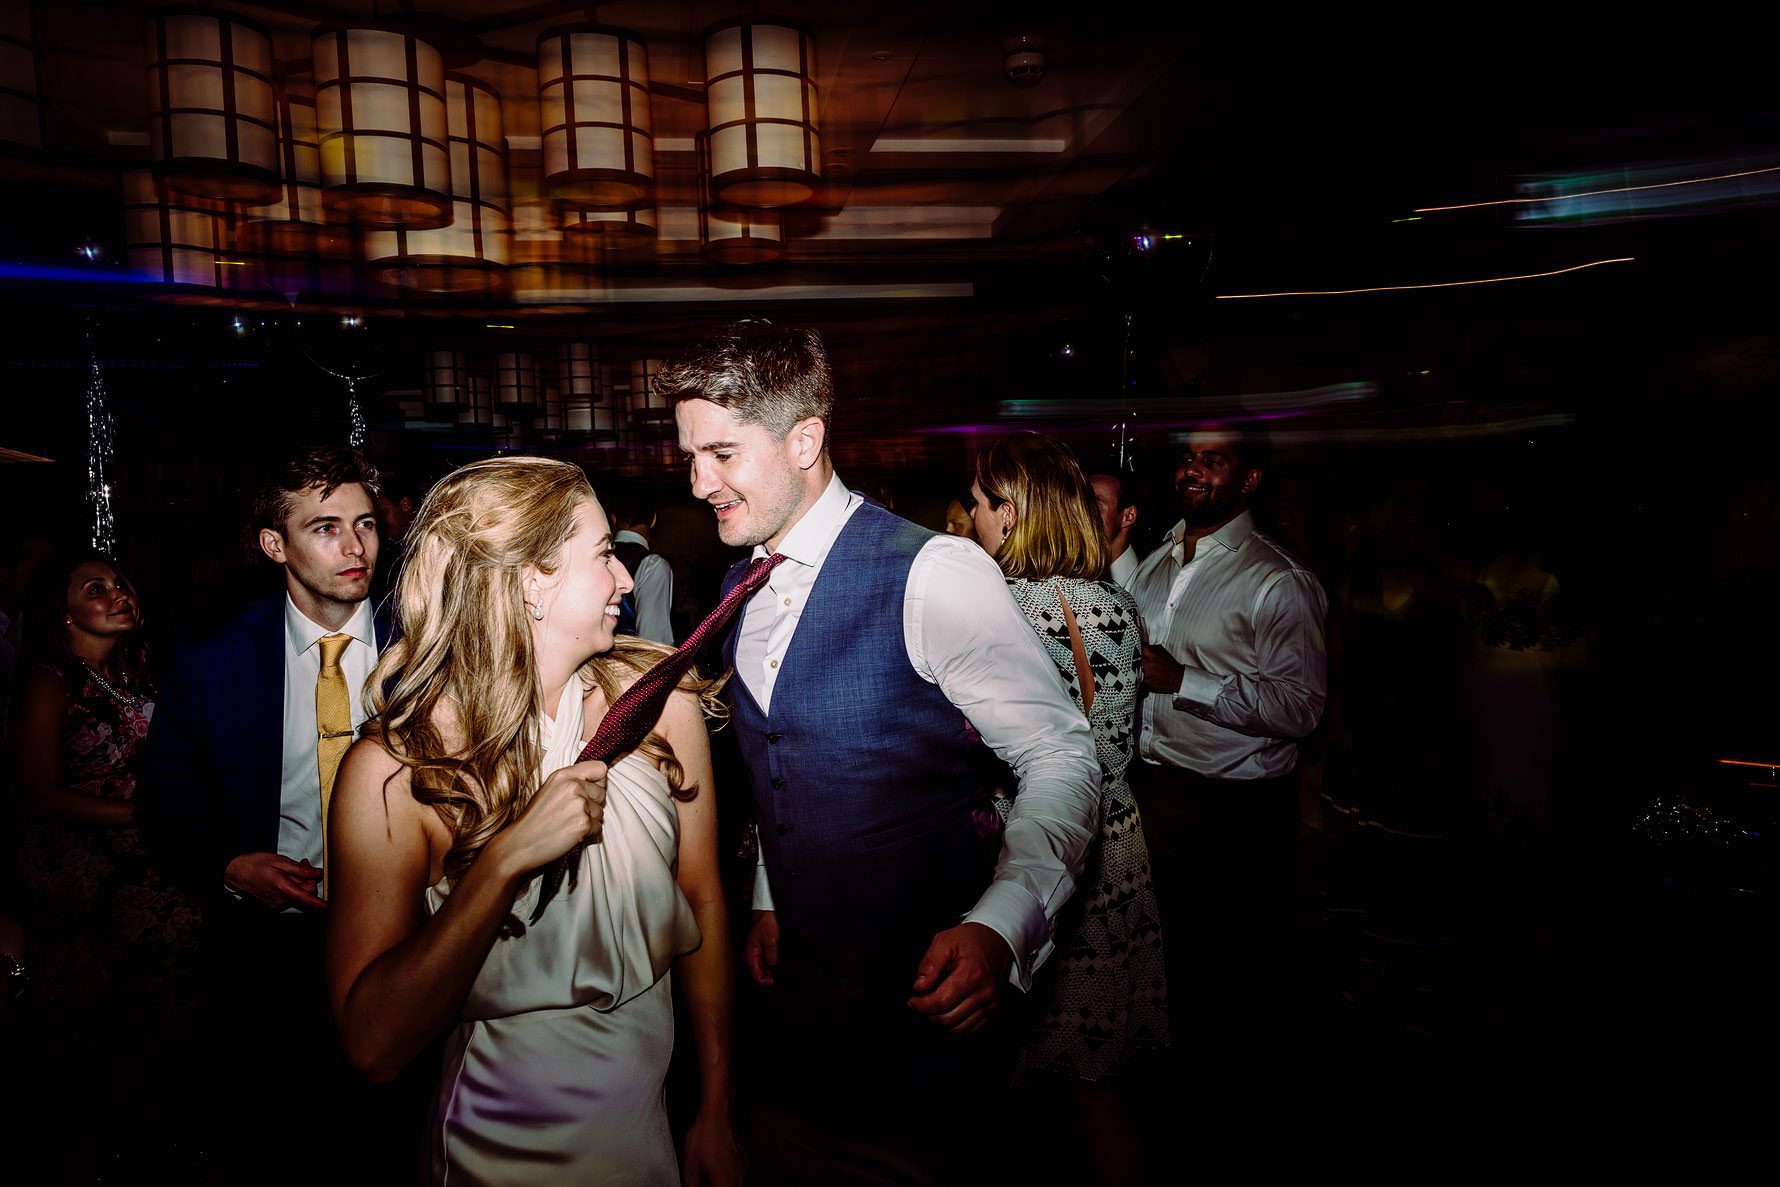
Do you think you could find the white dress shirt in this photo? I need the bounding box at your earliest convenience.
[278,596,378,872]
[614,528,675,645]
[1127,510,1327,779]
[1108,546,1139,590]
[742,474,1101,988]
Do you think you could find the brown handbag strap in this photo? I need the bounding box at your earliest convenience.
[1058,594,1094,717]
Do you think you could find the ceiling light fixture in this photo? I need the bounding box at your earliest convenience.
[363,73,510,296]
[702,18,820,208]
[313,25,453,229]
[537,24,654,209]
[144,8,280,203]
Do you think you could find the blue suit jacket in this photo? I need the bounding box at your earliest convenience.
[139,591,392,894]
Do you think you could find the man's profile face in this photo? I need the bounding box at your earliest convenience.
[1175,429,1256,531]
[675,398,811,551]
[374,494,415,543]
[262,483,379,613]
[1091,475,1125,540]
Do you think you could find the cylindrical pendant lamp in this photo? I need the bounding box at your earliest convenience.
[541,383,564,433]
[240,80,329,256]
[703,19,819,208]
[558,341,598,398]
[424,350,467,415]
[363,73,508,294]
[560,202,656,239]
[496,352,540,415]
[144,8,279,203]
[313,25,451,228]
[566,395,594,433]
[123,168,240,289]
[629,357,665,414]
[697,131,783,264]
[458,374,492,426]
[536,24,653,208]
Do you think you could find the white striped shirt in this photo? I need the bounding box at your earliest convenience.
[1128,510,1328,779]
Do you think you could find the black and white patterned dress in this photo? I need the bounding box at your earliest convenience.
[1005,577,1169,1080]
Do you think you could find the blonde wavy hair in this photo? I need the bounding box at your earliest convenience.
[366,455,725,883]
[974,433,1110,582]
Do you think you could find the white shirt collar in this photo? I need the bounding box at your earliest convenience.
[284,594,375,656]
[1167,509,1256,564]
[613,528,648,546]
[753,472,856,568]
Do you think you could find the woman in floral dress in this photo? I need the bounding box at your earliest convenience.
[14,554,199,1035]
[970,434,1167,1185]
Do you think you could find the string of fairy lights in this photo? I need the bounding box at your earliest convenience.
[84,339,118,556]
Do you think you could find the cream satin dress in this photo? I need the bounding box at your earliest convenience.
[425,676,701,1185]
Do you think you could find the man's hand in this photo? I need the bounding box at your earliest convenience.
[742,910,779,987]
[1142,644,1186,693]
[907,921,1011,1034]
[224,852,326,910]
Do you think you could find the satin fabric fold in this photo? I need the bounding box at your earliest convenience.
[423,675,699,1185]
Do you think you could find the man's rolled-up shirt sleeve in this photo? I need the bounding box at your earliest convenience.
[1172,569,1327,740]
[905,536,1101,991]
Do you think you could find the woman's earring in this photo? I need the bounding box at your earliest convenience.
[531,602,545,621]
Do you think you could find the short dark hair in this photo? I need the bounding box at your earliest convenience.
[601,480,656,531]
[1090,470,1136,512]
[253,445,380,534]
[1188,424,1270,481]
[655,319,834,439]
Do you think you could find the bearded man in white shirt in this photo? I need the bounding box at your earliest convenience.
[1125,424,1327,1073]
[664,320,1100,1186]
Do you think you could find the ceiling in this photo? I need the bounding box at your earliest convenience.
[3,3,1777,478]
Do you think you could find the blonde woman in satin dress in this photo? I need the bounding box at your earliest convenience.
[325,457,743,1186]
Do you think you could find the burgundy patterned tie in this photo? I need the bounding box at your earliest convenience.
[531,551,787,921]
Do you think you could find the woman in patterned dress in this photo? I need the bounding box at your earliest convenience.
[14,555,199,1011]
[12,554,201,1166]
[970,433,1167,1184]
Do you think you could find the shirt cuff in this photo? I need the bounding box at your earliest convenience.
[964,879,1051,993]
[1173,663,1225,710]
[750,851,776,913]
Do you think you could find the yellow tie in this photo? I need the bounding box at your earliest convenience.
[315,633,353,899]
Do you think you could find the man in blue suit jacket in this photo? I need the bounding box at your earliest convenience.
[140,445,413,1180]
[145,445,386,905]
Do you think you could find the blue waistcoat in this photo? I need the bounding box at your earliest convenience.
[722,503,989,963]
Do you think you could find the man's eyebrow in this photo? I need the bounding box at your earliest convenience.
[694,439,743,451]
[299,513,343,529]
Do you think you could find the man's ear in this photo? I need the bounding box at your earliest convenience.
[788,416,826,471]
[1118,504,1138,532]
[1240,468,1263,497]
[259,528,286,565]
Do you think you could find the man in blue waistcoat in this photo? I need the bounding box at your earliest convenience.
[664,321,1101,1184]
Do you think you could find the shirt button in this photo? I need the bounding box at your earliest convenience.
[782,597,792,606]
[770,777,784,789]
[768,658,779,669]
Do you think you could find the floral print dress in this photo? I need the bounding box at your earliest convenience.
[17,661,200,1019]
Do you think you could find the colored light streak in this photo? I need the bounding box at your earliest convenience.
[1215,258,1633,299]
[1414,165,1780,212]
[1718,759,1778,769]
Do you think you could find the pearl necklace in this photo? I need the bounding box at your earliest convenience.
[77,662,145,711]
